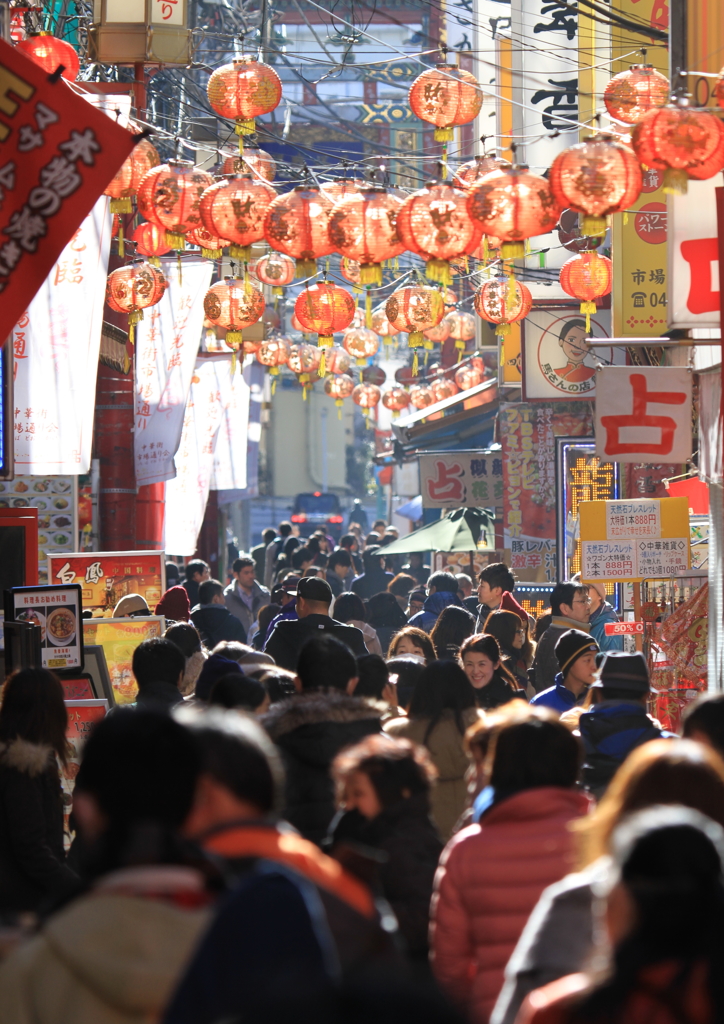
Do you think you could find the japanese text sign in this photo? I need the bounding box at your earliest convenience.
[595,367,692,464]
[0,39,135,341]
[419,451,503,509]
[82,617,164,704]
[580,496,690,582]
[5,583,83,670]
[523,309,617,401]
[47,550,165,616]
[667,177,719,329]
[612,166,668,337]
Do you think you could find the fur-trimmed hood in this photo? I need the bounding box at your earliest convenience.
[0,737,55,776]
[263,690,383,741]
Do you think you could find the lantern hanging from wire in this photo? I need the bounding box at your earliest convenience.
[131,222,171,265]
[444,310,476,357]
[222,147,277,182]
[423,318,452,348]
[352,382,381,426]
[455,356,488,390]
[631,100,724,193]
[430,377,459,402]
[287,342,322,381]
[199,174,277,261]
[603,64,670,125]
[397,182,483,285]
[256,335,292,379]
[371,309,397,343]
[137,161,214,249]
[252,252,296,294]
[207,58,282,150]
[343,326,380,366]
[17,33,79,80]
[294,282,356,374]
[320,178,363,203]
[325,346,353,376]
[363,366,387,387]
[474,277,532,337]
[409,64,484,141]
[385,286,446,374]
[549,134,642,237]
[106,261,166,347]
[203,278,265,372]
[382,386,412,417]
[328,185,404,285]
[453,155,511,191]
[559,251,612,329]
[409,383,435,410]
[104,137,160,218]
[264,185,336,278]
[187,224,230,260]
[340,257,362,286]
[467,165,563,259]
[325,373,355,417]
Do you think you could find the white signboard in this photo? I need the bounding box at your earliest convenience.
[595,367,693,464]
[419,451,504,509]
[523,308,615,400]
[668,177,719,329]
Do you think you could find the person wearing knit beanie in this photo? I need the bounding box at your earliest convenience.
[155,586,192,622]
[530,628,599,714]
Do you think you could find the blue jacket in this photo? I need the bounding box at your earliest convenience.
[530,673,585,714]
[589,601,624,652]
[579,700,666,796]
[408,590,464,633]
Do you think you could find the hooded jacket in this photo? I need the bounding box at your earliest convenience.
[223,579,270,636]
[578,700,664,797]
[430,787,591,1024]
[408,591,464,634]
[532,617,591,694]
[263,691,383,844]
[588,601,624,652]
[191,603,248,648]
[530,674,586,714]
[0,738,77,913]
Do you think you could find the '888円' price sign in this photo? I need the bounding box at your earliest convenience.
[579,497,691,583]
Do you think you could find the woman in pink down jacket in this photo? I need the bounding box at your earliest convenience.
[430,705,591,1024]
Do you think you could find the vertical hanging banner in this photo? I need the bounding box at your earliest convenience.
[12,197,111,473]
[211,357,252,494]
[0,38,135,340]
[134,259,212,487]
[215,361,264,503]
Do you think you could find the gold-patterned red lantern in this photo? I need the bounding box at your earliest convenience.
[325,373,355,415]
[343,327,380,366]
[207,58,282,148]
[325,346,353,376]
[454,156,511,191]
[187,225,230,260]
[288,343,322,394]
[104,137,160,215]
[257,335,291,376]
[106,261,166,343]
[467,166,563,258]
[222,147,276,182]
[423,318,451,347]
[430,377,459,402]
[632,101,724,192]
[409,383,435,410]
[252,252,295,294]
[409,65,484,141]
[131,222,171,263]
[371,309,397,342]
[203,278,265,370]
[559,251,612,329]
[137,161,214,249]
[17,33,79,80]
[549,135,642,237]
[445,310,476,350]
[352,384,381,425]
[604,65,669,125]
[328,185,404,285]
[295,282,356,373]
[382,386,412,416]
[474,277,532,336]
[455,356,488,390]
[264,185,336,278]
[199,174,276,261]
[397,182,483,285]
[385,286,446,372]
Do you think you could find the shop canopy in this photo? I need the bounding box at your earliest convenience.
[380,507,495,554]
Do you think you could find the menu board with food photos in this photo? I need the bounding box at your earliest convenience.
[5,584,83,671]
[82,616,165,705]
[0,476,77,585]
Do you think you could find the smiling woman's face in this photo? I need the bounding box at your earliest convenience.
[462,652,497,689]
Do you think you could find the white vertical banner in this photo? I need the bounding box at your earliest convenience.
[163,359,226,556]
[211,357,251,493]
[12,197,111,475]
[134,259,212,487]
[216,361,264,503]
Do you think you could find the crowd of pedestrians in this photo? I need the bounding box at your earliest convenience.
[0,514,721,1024]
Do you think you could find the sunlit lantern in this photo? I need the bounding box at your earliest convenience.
[257,335,291,375]
[352,383,381,426]
[17,33,79,80]
[287,342,322,383]
[549,134,642,237]
[474,277,532,336]
[203,278,265,372]
[104,137,160,214]
[131,222,171,264]
[325,346,353,375]
[199,174,276,261]
[137,161,214,249]
[631,101,724,193]
[207,58,282,149]
[187,225,230,260]
[423,318,451,348]
[604,65,669,125]
[106,261,166,344]
[371,309,397,342]
[409,64,483,141]
[264,185,335,278]
[397,182,483,285]
[385,286,445,373]
[325,373,355,416]
[444,311,476,355]
[294,282,356,374]
[559,250,612,329]
[467,166,563,258]
[340,257,362,285]
[455,356,488,390]
[222,147,276,182]
[343,327,380,366]
[328,185,404,285]
[320,178,363,203]
[430,377,459,402]
[454,156,511,191]
[382,386,411,416]
[252,252,296,294]
[409,383,435,410]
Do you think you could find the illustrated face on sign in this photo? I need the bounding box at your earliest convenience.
[557,320,591,368]
[526,310,614,399]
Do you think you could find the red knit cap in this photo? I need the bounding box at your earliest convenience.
[155,585,191,622]
[500,590,527,625]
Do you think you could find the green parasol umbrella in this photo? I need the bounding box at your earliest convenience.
[379,507,495,555]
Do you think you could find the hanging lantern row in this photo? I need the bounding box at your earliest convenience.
[106,262,166,345]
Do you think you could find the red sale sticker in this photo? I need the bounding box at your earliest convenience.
[605,621,644,635]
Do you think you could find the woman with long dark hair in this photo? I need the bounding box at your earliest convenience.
[459,633,525,710]
[482,609,531,689]
[431,606,476,661]
[385,660,480,839]
[333,592,383,656]
[0,668,77,913]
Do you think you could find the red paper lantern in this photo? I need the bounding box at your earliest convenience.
[340,257,362,285]
[132,222,171,261]
[371,309,397,340]
[467,166,563,258]
[288,343,322,386]
[474,277,532,335]
[409,64,484,141]
[397,182,483,285]
[445,311,476,340]
[104,138,160,213]
[631,102,724,192]
[430,377,459,402]
[423,319,451,345]
[385,286,445,371]
[352,383,381,411]
[257,335,291,374]
[549,135,642,237]
[294,282,356,345]
[251,252,296,293]
[264,185,335,277]
[207,58,282,144]
[137,161,214,249]
[17,33,79,80]
[362,365,387,387]
[321,178,363,203]
[559,250,612,328]
[187,225,230,259]
[222,147,276,182]
[455,356,488,390]
[325,374,355,410]
[106,262,166,342]
[203,279,265,369]
[454,156,511,191]
[409,384,435,410]
[325,346,353,375]
[604,65,669,125]
[382,386,412,414]
[199,174,276,261]
[343,327,380,365]
[328,185,404,285]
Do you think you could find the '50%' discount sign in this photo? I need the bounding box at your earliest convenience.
[605,622,644,635]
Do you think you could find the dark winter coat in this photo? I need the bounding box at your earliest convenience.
[263,692,383,844]
[473,673,527,711]
[532,617,591,694]
[134,680,184,710]
[263,614,367,672]
[223,579,270,637]
[408,591,464,634]
[350,570,394,600]
[579,700,665,796]
[182,578,200,610]
[0,738,77,913]
[191,604,248,648]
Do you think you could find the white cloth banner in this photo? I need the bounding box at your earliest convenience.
[211,358,253,493]
[134,259,212,487]
[12,198,111,475]
[216,361,264,503]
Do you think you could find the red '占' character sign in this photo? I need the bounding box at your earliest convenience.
[426,460,465,503]
[595,367,693,464]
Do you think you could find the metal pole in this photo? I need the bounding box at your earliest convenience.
[320,406,328,493]
[669,0,688,95]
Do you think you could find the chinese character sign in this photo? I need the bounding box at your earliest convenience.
[668,177,720,329]
[0,39,136,341]
[595,367,692,464]
[580,496,690,581]
[5,583,83,670]
[523,308,618,400]
[419,452,504,509]
[612,166,668,337]
[47,550,165,616]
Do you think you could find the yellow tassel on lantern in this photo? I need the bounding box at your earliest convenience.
[581,215,607,237]
[110,197,132,215]
[231,351,237,375]
[501,241,524,259]
[318,351,326,377]
[580,300,597,332]
[360,263,382,285]
[425,259,452,286]
[230,244,251,261]
[200,246,223,259]
[117,220,125,258]
[434,126,454,142]
[166,231,186,250]
[177,253,183,285]
[336,399,343,420]
[295,259,317,279]
[412,350,419,375]
[273,286,284,297]
[663,168,688,195]
[271,376,278,395]
[128,309,143,346]
[455,338,465,361]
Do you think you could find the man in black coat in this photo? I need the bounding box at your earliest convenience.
[264,577,366,671]
[191,579,248,648]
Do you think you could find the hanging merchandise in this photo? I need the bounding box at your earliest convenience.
[466,165,563,258]
[559,251,613,329]
[252,252,295,292]
[325,374,355,417]
[106,261,166,345]
[222,147,277,182]
[631,100,724,193]
[453,156,511,191]
[342,327,380,366]
[132,222,172,262]
[327,184,404,285]
[103,137,160,215]
[409,383,436,409]
[549,134,642,237]
[294,282,356,374]
[207,57,282,149]
[203,278,265,371]
[409,64,484,141]
[264,185,336,277]
[186,224,230,260]
[430,377,459,402]
[474,277,532,337]
[136,161,214,249]
[385,285,446,373]
[382,386,412,416]
[16,32,80,80]
[603,65,670,125]
[455,356,488,390]
[397,182,483,286]
[199,173,277,261]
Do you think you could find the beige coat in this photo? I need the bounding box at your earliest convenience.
[385,707,481,840]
